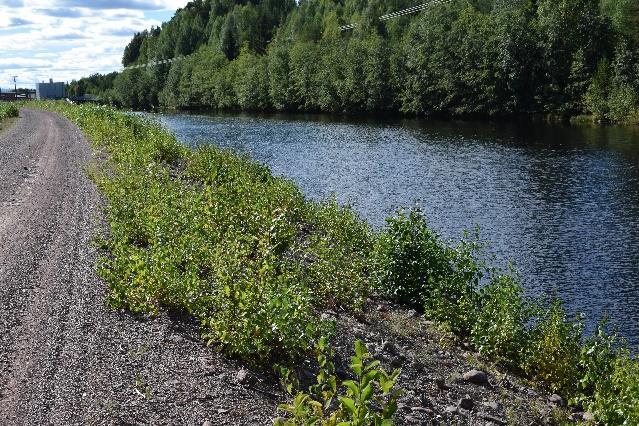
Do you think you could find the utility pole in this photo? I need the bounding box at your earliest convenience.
[12,76,17,94]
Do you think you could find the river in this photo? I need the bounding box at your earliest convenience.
[148,111,639,346]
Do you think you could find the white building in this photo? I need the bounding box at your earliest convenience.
[36,79,65,100]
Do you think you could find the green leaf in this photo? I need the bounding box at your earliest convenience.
[339,396,357,414]
[365,360,381,371]
[355,340,367,358]
[379,375,395,394]
[361,383,374,402]
[363,370,378,388]
[343,380,359,397]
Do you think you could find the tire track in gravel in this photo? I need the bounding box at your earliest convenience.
[0,110,279,425]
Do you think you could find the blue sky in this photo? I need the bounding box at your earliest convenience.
[0,0,188,89]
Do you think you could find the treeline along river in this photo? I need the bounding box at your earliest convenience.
[147,112,639,346]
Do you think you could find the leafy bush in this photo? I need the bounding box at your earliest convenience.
[276,339,401,426]
[0,102,19,121]
[372,209,452,308]
[300,200,373,310]
[373,209,483,334]
[585,355,639,424]
[523,302,583,395]
[471,272,532,368]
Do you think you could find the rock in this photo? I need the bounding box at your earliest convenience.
[482,414,507,425]
[458,395,474,410]
[405,416,420,423]
[526,388,539,397]
[445,405,458,414]
[434,377,447,390]
[548,393,564,407]
[236,369,255,385]
[376,304,388,312]
[582,412,596,422]
[411,406,431,413]
[382,341,400,356]
[168,335,184,344]
[202,421,212,426]
[483,401,499,410]
[462,369,489,386]
[406,309,418,318]
[412,361,425,372]
[217,408,230,414]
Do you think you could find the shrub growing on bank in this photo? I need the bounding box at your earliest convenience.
[0,102,19,121]
[371,207,639,421]
[471,272,533,369]
[373,210,483,335]
[43,102,371,364]
[36,102,639,424]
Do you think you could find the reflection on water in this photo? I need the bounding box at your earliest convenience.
[149,111,639,346]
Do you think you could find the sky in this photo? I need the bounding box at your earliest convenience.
[0,0,190,90]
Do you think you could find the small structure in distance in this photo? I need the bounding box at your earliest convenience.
[0,90,36,101]
[36,79,65,100]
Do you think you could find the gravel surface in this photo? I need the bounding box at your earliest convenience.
[0,110,280,425]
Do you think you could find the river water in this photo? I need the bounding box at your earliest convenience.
[149,111,639,346]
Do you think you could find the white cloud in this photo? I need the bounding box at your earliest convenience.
[0,0,189,89]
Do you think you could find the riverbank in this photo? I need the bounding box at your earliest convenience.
[133,104,639,128]
[26,101,639,424]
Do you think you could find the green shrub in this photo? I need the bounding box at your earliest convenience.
[373,209,483,334]
[276,339,401,425]
[422,231,484,335]
[0,102,19,121]
[523,302,583,395]
[573,322,639,424]
[300,199,374,310]
[372,209,452,308]
[585,354,639,424]
[471,272,532,368]
[39,102,374,364]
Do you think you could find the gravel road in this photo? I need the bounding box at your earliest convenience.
[0,110,279,425]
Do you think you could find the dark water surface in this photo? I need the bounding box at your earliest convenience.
[150,112,639,345]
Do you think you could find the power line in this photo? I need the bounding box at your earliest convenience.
[340,0,451,31]
[125,0,451,71]
[123,55,187,71]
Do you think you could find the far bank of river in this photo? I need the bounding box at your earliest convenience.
[145,111,639,347]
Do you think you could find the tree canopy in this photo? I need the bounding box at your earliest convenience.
[74,0,639,122]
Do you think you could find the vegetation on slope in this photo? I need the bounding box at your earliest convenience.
[37,101,639,423]
[0,102,19,121]
[68,0,639,122]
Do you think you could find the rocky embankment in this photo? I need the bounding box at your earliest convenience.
[325,299,590,425]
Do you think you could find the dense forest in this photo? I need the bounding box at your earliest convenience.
[68,0,639,122]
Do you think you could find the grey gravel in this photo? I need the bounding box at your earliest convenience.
[0,110,279,425]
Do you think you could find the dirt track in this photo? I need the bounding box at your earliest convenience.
[0,110,279,425]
